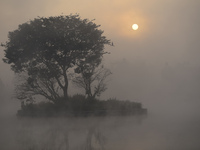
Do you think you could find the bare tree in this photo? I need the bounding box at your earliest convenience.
[73,64,111,99]
[15,72,62,103]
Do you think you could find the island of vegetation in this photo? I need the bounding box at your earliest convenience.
[1,14,147,117]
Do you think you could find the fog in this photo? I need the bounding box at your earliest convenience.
[1,0,200,149]
[1,115,200,150]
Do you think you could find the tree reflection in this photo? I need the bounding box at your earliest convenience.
[15,119,106,150]
[84,126,106,150]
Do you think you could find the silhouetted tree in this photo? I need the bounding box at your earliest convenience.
[2,14,111,103]
[73,63,111,99]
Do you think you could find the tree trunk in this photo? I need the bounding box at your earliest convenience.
[63,85,68,100]
[63,69,69,100]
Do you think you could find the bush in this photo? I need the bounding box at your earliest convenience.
[17,102,57,117]
[17,94,147,117]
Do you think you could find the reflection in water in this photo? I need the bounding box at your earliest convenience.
[2,114,199,150]
[15,118,108,150]
[0,116,143,150]
[85,126,106,150]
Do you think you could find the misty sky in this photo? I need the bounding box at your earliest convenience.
[0,0,200,114]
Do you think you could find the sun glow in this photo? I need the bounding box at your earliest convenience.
[132,24,139,30]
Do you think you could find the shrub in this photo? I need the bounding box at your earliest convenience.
[17,94,147,117]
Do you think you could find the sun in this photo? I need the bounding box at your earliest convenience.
[132,24,139,30]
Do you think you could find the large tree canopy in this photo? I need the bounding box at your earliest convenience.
[2,14,111,103]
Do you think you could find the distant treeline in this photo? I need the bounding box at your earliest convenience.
[17,94,147,117]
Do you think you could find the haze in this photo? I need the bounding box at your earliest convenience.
[0,0,200,149]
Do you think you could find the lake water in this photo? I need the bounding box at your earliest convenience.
[0,113,200,150]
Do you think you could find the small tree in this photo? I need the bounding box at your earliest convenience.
[73,62,111,99]
[2,14,111,103]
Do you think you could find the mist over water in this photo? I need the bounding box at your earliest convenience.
[1,58,200,149]
[0,114,200,150]
[1,0,200,149]
[1,57,200,149]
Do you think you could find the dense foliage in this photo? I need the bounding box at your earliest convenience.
[2,14,111,103]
